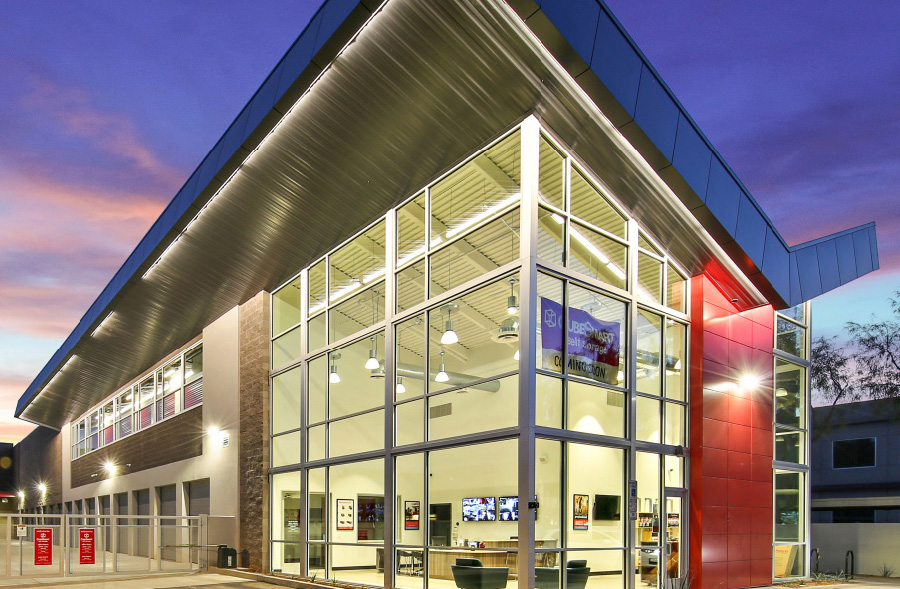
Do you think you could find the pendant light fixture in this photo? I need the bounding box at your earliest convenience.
[440,303,459,345]
[329,353,342,384]
[365,335,380,369]
[506,276,519,315]
[435,348,450,383]
[396,376,407,395]
[513,349,520,361]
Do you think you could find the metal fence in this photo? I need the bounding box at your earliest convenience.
[0,514,226,578]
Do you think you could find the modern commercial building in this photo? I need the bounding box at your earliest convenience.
[13,1,879,588]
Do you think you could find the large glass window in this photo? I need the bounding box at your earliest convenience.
[774,471,805,577]
[269,118,691,589]
[70,343,203,461]
[773,303,810,578]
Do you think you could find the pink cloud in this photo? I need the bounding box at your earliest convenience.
[0,374,37,444]
[20,75,184,189]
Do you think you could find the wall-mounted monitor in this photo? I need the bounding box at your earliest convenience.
[593,494,620,521]
[498,496,518,521]
[462,497,496,522]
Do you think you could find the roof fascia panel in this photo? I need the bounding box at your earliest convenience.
[525,0,878,308]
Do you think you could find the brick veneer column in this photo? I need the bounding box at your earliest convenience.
[239,291,271,571]
[689,275,775,589]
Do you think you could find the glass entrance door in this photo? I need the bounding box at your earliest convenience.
[634,454,686,589]
[662,488,685,589]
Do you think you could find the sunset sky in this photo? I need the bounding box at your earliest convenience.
[1,1,897,443]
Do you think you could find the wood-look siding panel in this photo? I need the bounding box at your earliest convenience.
[70,407,203,489]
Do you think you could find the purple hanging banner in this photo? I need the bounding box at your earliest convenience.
[540,297,620,385]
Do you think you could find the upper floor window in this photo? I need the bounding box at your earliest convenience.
[833,437,875,469]
[70,342,203,460]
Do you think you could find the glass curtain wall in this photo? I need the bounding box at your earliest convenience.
[772,304,810,579]
[269,118,690,589]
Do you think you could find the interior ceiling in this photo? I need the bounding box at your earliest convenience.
[23,0,761,428]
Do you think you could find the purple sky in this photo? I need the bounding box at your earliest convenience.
[1,1,897,442]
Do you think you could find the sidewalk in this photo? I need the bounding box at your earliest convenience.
[0,572,270,588]
[3,572,900,589]
[758,577,900,589]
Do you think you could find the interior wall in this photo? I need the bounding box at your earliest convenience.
[689,275,774,589]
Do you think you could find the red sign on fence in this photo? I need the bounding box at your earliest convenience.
[79,528,95,565]
[34,527,52,566]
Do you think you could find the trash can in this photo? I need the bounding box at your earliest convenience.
[217,544,237,568]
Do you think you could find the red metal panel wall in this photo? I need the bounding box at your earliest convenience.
[689,275,774,589]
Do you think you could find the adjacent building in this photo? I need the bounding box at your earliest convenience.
[808,399,900,575]
[13,1,879,588]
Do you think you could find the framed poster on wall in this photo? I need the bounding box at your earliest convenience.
[405,501,420,530]
[337,499,354,530]
[573,494,589,530]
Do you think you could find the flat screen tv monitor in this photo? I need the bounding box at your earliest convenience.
[593,494,621,521]
[498,496,518,521]
[462,497,496,522]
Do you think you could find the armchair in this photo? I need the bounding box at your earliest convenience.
[451,558,510,589]
[535,559,591,589]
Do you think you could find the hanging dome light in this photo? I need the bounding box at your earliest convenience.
[329,353,342,384]
[365,336,380,370]
[440,303,459,345]
[492,317,519,342]
[513,349,520,361]
[435,349,450,383]
[396,376,407,395]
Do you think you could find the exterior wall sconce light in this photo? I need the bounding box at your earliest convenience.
[739,374,761,392]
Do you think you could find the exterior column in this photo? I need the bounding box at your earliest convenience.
[689,275,774,589]
[239,291,272,571]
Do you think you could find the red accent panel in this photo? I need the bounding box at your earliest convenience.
[727,451,752,481]
[704,418,730,450]
[728,424,752,453]
[702,448,729,478]
[704,505,728,535]
[690,275,775,589]
[730,315,753,344]
[727,559,752,589]
[751,558,774,586]
[702,534,728,562]
[729,395,752,427]
[750,535,772,560]
[704,561,729,589]
[751,427,774,457]
[751,455,774,482]
[703,389,730,422]
[728,533,752,561]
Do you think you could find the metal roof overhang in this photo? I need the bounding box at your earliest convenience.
[16,0,875,428]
